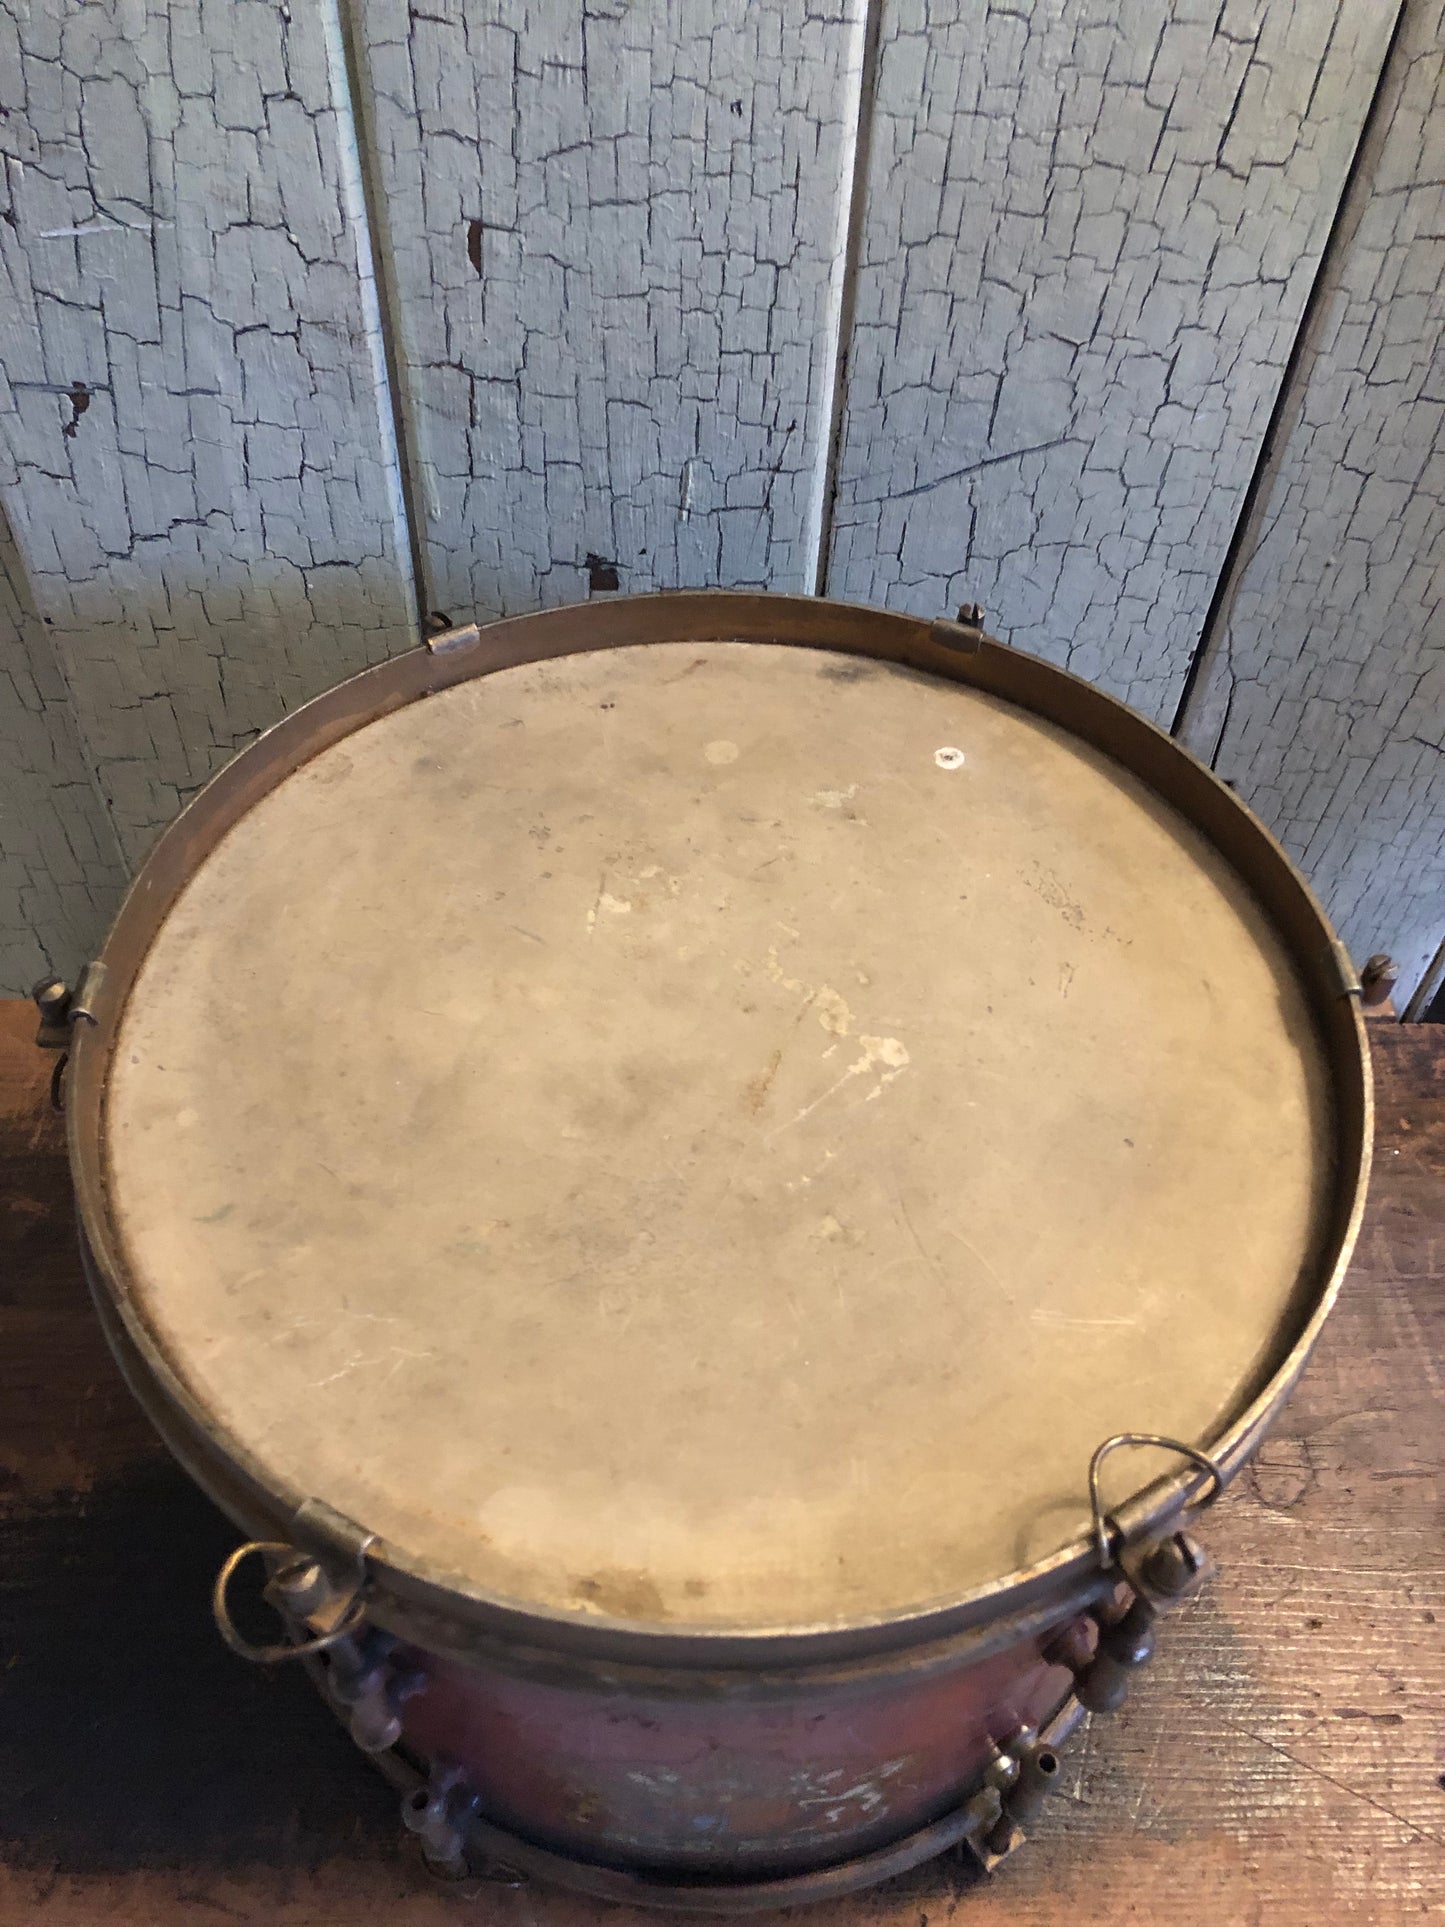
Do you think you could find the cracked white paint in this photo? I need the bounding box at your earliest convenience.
[825,0,1397,722]
[1180,0,1445,1008]
[0,507,127,987]
[354,0,871,613]
[0,0,1437,1009]
[0,0,417,898]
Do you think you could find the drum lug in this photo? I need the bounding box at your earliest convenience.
[401,1764,478,1876]
[32,961,107,1048]
[1069,1521,1213,1717]
[426,620,483,657]
[928,604,987,653]
[323,1627,427,1754]
[964,1729,1064,1873]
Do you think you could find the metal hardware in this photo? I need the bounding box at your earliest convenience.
[426,621,483,657]
[290,1496,376,1572]
[68,959,108,1025]
[1074,1592,1155,1714]
[928,604,986,653]
[979,1729,1062,1863]
[32,961,107,1048]
[1041,1614,1094,1674]
[324,1627,426,1753]
[32,976,73,1049]
[265,1501,377,1639]
[212,1534,370,1665]
[1067,1431,1222,1718]
[962,1720,1072,1874]
[1088,1431,1223,1569]
[1328,937,1363,999]
[34,966,108,1110]
[1138,1528,1211,1599]
[1360,953,1398,1008]
[402,1765,476,1876]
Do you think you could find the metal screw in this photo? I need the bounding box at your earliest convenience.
[956,602,985,627]
[1141,1531,1207,1598]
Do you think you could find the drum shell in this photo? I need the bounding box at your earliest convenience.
[64,592,1373,1902]
[388,1623,1078,1875]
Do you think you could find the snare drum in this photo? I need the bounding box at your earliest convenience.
[62,594,1370,1908]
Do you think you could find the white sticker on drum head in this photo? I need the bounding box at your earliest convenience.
[934,746,965,770]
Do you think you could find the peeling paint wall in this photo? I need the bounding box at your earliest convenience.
[1179,0,1445,1008]
[0,0,417,890]
[355,0,870,613]
[0,0,1439,1002]
[825,0,1397,722]
[0,507,127,990]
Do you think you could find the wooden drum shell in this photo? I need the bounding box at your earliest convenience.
[65,593,1371,1904]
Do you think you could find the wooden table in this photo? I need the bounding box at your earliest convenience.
[1,1001,1440,1924]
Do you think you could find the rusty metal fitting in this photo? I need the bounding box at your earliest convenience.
[982,1748,1020,1796]
[265,1553,348,1625]
[929,602,987,655]
[1139,1529,1210,1600]
[353,1663,426,1753]
[1005,1739,1062,1835]
[326,1630,426,1753]
[982,1729,1062,1857]
[32,976,73,1048]
[1075,1593,1156,1714]
[212,1538,368,1666]
[1360,954,1398,1008]
[402,1768,473,1876]
[1042,1615,1096,1674]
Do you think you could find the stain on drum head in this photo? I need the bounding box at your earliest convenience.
[104,644,1331,1632]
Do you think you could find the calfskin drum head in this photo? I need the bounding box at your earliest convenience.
[103,642,1332,1631]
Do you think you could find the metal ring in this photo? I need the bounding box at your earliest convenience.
[1088,1433,1225,1569]
[212,1540,369,1664]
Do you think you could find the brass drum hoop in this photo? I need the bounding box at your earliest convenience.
[67,592,1373,1670]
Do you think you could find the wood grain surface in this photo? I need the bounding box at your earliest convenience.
[0,998,1440,1924]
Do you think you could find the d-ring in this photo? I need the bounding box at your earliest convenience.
[1088,1433,1224,1568]
[212,1540,370,1664]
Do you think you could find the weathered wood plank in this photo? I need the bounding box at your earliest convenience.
[1,1004,1441,1922]
[355,0,869,615]
[0,510,125,993]
[0,0,417,873]
[826,0,1398,722]
[1179,0,1445,1006]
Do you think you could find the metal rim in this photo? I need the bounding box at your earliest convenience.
[67,592,1373,1668]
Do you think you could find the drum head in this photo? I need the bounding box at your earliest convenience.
[103,639,1333,1632]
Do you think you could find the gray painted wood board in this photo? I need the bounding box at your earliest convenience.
[355,0,869,615]
[0,0,417,876]
[0,508,127,991]
[825,0,1399,722]
[1179,0,1445,1008]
